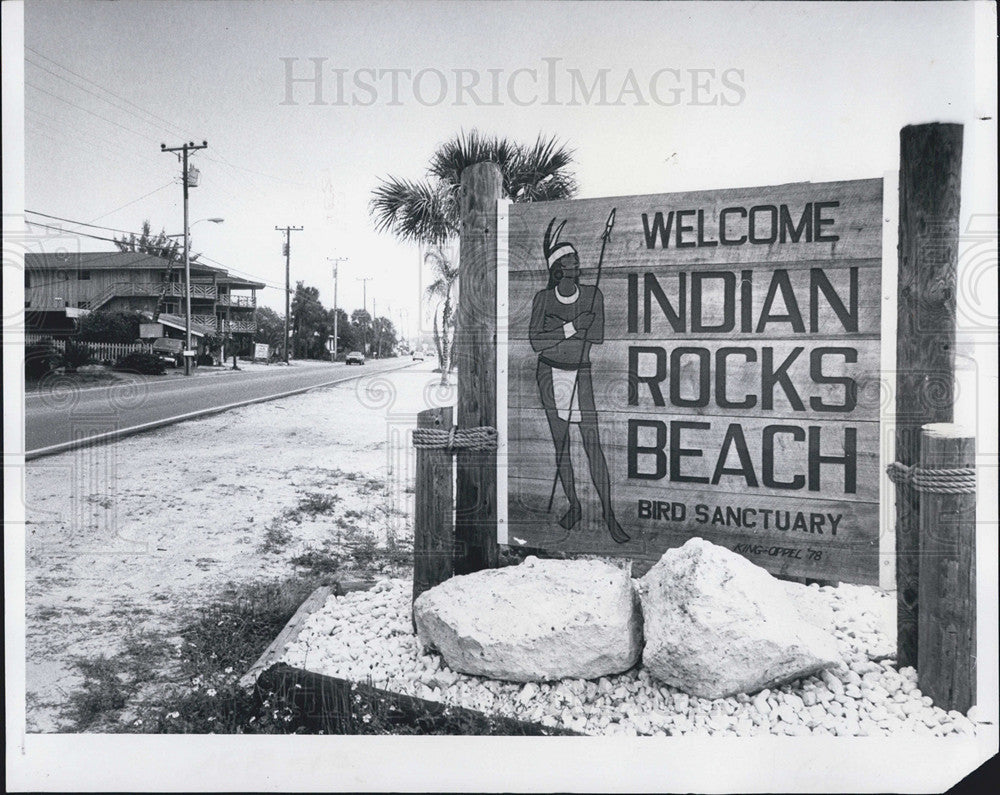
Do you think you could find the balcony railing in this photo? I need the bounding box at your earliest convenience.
[89,281,218,309]
[156,313,256,335]
[216,293,254,308]
[186,316,258,334]
[192,314,219,330]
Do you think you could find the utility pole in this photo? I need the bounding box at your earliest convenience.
[161,140,207,375]
[398,308,409,350]
[327,257,348,362]
[357,276,372,354]
[275,225,303,363]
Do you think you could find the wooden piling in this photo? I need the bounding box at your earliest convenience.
[454,162,502,574]
[917,423,976,712]
[413,406,454,608]
[894,122,963,667]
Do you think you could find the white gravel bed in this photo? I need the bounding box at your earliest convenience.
[279,578,983,737]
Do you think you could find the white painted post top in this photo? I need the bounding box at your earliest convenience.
[922,423,975,439]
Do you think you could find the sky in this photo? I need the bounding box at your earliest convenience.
[17,0,990,343]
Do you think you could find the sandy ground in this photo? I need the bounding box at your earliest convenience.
[23,359,453,731]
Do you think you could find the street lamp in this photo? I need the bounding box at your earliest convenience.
[165,217,224,238]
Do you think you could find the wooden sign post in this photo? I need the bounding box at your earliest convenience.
[502,180,884,583]
[413,407,454,608]
[894,122,963,667]
[917,423,976,712]
[454,163,502,574]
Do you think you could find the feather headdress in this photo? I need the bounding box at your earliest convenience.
[542,218,577,270]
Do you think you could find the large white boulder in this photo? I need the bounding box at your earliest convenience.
[414,557,642,682]
[638,538,842,698]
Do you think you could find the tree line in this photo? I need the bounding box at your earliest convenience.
[254,281,400,360]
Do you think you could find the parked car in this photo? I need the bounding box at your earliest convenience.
[345,351,365,365]
[150,337,184,368]
[412,349,425,361]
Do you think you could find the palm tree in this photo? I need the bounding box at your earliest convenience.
[369,130,578,245]
[424,246,459,383]
[370,131,578,384]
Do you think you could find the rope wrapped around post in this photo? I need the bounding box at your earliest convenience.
[886,462,976,494]
[412,425,498,453]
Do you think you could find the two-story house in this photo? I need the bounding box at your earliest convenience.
[24,251,264,349]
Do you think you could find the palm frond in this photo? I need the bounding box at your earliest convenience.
[370,132,577,247]
[509,134,578,203]
[424,245,459,300]
[424,246,459,280]
[428,129,519,187]
[369,176,458,245]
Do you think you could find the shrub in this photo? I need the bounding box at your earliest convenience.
[197,352,215,366]
[62,340,95,371]
[25,339,63,379]
[115,351,166,375]
[77,310,143,343]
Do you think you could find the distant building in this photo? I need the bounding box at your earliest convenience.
[23,251,264,346]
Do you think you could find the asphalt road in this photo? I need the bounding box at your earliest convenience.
[24,358,417,458]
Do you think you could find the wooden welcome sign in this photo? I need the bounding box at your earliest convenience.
[499,179,884,583]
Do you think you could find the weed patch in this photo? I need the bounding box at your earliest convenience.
[260,492,342,552]
[358,477,386,495]
[383,532,413,569]
[287,492,341,520]
[65,656,132,728]
[260,519,292,553]
[65,632,171,730]
[349,533,379,568]
[289,548,341,576]
[63,577,339,733]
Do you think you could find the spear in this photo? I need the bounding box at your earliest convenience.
[547,207,617,514]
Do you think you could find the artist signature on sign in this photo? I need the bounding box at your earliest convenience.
[733,543,825,561]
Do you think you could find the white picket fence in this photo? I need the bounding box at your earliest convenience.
[25,335,150,362]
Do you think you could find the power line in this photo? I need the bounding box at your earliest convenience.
[26,47,310,199]
[26,46,195,141]
[25,215,285,292]
[26,220,125,244]
[26,81,162,144]
[195,253,287,292]
[25,111,154,169]
[88,181,177,223]
[26,56,181,140]
[26,210,163,237]
[26,121,150,174]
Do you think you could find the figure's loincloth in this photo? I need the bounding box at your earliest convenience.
[536,358,597,424]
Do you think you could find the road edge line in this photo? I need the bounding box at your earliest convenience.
[24,362,416,461]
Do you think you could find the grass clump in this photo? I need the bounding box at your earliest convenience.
[64,577,338,733]
[260,492,343,553]
[350,533,379,568]
[65,633,172,730]
[287,492,341,520]
[289,548,341,576]
[260,519,293,553]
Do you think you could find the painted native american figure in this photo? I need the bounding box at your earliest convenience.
[528,217,630,544]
